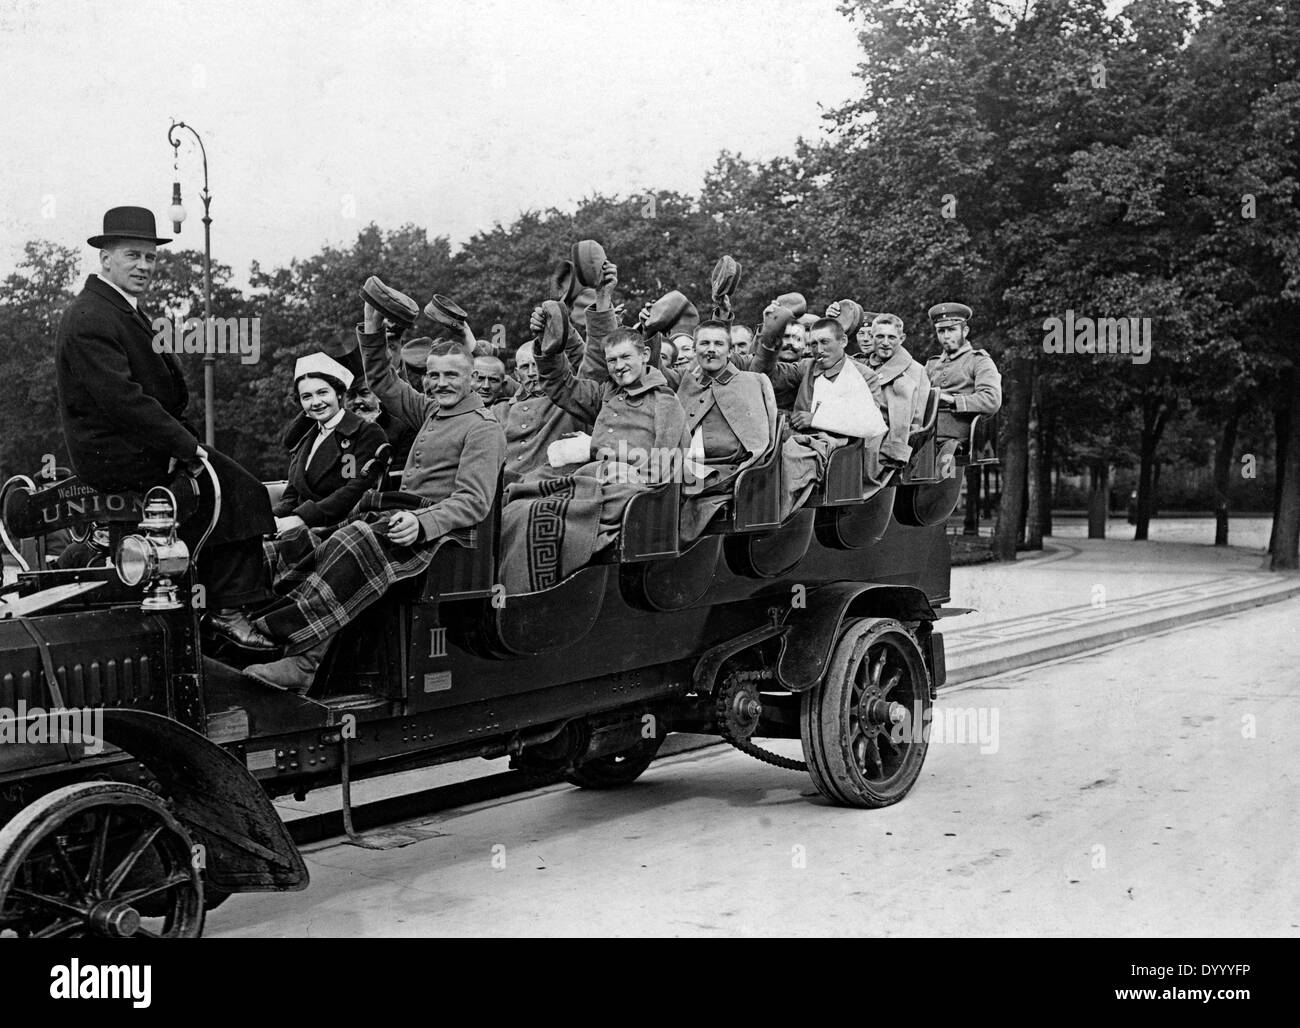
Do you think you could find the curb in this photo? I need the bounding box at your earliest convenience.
[942,581,1300,687]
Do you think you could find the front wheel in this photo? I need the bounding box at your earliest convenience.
[800,617,932,808]
[0,782,205,938]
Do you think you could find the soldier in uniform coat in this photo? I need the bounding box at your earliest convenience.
[54,207,275,650]
[924,302,1002,441]
[752,312,886,517]
[854,313,931,483]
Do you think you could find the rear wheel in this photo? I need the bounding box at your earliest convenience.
[564,734,665,790]
[0,782,205,938]
[800,617,932,808]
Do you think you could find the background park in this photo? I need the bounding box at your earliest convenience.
[2,0,1296,566]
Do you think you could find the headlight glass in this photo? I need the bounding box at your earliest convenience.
[116,535,155,587]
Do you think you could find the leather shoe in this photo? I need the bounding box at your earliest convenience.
[242,639,328,694]
[206,609,278,651]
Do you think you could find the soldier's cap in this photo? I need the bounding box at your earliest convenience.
[400,336,434,369]
[928,302,972,327]
[424,293,468,332]
[572,239,607,290]
[294,352,354,391]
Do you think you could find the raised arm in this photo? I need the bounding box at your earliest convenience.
[577,259,620,383]
[357,303,434,432]
[536,301,605,423]
[750,304,805,396]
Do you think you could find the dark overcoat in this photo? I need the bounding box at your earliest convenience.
[274,410,390,528]
[54,275,272,545]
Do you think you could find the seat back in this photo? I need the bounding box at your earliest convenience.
[809,438,865,507]
[965,412,999,465]
[618,481,682,562]
[901,390,942,485]
[730,412,785,532]
[913,388,940,440]
[264,479,288,509]
[420,475,503,601]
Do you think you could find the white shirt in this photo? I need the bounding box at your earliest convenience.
[96,273,140,310]
[305,408,345,467]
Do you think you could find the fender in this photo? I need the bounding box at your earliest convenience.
[776,582,937,692]
[7,707,308,893]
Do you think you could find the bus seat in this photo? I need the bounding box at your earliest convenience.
[618,481,682,562]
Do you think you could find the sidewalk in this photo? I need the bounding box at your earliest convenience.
[942,534,1300,685]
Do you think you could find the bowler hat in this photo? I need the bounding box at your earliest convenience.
[776,291,807,318]
[424,294,468,332]
[87,206,171,248]
[710,256,742,301]
[572,240,607,289]
[361,275,420,327]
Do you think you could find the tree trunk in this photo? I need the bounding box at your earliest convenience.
[1038,411,1054,538]
[1213,406,1240,547]
[1270,368,1300,570]
[1025,370,1043,550]
[1269,398,1289,554]
[1134,395,1169,542]
[992,360,1031,561]
[1087,460,1108,539]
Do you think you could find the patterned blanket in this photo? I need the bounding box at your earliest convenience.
[499,461,644,595]
[256,511,439,650]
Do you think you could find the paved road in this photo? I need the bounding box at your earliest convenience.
[209,597,1300,937]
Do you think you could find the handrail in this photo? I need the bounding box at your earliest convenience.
[0,475,37,573]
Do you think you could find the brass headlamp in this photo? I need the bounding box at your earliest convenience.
[115,488,191,611]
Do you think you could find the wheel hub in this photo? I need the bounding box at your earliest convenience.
[89,899,142,938]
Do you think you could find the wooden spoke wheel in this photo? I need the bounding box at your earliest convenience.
[564,733,665,790]
[0,782,205,938]
[800,618,932,808]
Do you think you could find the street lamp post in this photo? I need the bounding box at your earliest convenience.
[167,120,215,446]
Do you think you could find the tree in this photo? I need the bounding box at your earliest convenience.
[0,241,81,479]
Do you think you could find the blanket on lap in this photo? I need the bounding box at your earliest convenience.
[499,460,646,594]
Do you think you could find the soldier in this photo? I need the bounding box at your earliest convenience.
[729,323,754,357]
[753,312,886,517]
[472,353,510,405]
[924,302,1002,443]
[855,313,931,483]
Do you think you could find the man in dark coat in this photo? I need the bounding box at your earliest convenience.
[54,206,275,649]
